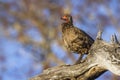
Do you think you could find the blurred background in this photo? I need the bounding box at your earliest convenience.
[0,0,120,80]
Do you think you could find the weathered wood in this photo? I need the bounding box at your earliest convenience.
[30,31,120,80]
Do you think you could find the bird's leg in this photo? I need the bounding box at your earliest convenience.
[74,54,83,64]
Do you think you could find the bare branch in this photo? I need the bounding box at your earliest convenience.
[30,31,120,80]
[111,34,120,45]
[96,30,102,40]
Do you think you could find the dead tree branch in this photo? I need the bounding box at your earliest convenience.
[30,31,120,80]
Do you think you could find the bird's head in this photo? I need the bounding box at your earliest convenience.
[61,14,73,24]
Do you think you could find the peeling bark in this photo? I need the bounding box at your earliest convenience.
[30,31,120,80]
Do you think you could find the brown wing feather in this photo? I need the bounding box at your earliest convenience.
[62,23,94,54]
[69,27,94,54]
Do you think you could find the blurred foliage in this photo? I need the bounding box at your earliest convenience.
[0,0,120,80]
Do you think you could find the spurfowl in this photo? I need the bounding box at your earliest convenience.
[61,14,94,64]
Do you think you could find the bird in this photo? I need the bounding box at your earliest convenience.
[61,14,94,64]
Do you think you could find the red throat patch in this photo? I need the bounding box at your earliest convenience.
[61,16,69,23]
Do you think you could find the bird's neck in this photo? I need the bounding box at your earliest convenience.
[62,22,73,27]
[61,23,73,32]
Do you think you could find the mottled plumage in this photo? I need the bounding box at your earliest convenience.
[61,14,94,64]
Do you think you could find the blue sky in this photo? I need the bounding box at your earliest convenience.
[0,0,120,80]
